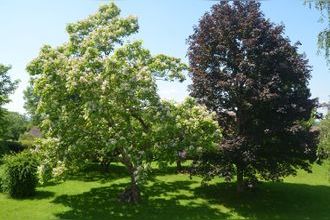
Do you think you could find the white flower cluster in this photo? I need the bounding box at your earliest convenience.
[52,161,67,180]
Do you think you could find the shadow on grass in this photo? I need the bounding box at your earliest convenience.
[37,162,330,220]
[8,190,55,200]
[52,180,229,220]
[49,164,330,220]
[66,163,129,183]
[195,182,330,220]
[32,190,56,200]
[65,163,187,183]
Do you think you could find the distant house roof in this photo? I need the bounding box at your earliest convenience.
[28,126,42,138]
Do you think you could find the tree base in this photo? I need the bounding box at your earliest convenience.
[100,161,110,173]
[118,185,140,203]
[237,178,259,193]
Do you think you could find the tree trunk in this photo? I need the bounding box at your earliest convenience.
[119,149,141,203]
[176,160,182,172]
[119,173,140,203]
[236,166,244,193]
[101,160,110,172]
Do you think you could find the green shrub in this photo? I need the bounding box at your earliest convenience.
[0,140,25,159]
[19,132,37,149]
[0,165,5,192]
[1,151,39,198]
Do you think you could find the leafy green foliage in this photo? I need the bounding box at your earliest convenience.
[155,97,222,165]
[36,160,53,185]
[19,132,37,148]
[319,113,330,165]
[1,111,29,141]
[1,151,39,198]
[188,1,319,191]
[0,165,5,192]
[0,140,24,159]
[24,82,41,125]
[306,0,330,66]
[0,65,18,137]
[27,3,220,202]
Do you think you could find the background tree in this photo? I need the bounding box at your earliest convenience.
[306,0,330,66]
[27,3,221,203]
[188,1,319,192]
[24,81,41,125]
[1,112,29,141]
[154,98,222,172]
[318,100,330,178]
[0,65,18,137]
[318,112,330,160]
[318,97,330,169]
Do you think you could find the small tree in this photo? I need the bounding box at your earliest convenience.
[28,3,221,202]
[188,1,319,191]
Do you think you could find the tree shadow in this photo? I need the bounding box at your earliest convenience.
[67,163,188,183]
[195,182,330,220]
[32,190,56,200]
[38,163,184,191]
[8,190,55,200]
[52,180,229,220]
[65,163,129,183]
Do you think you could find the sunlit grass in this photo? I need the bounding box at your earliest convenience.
[0,163,329,220]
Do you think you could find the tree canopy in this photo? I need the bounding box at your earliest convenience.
[0,65,18,137]
[1,111,29,141]
[306,0,330,66]
[27,3,221,202]
[24,81,41,126]
[319,112,330,159]
[188,1,319,191]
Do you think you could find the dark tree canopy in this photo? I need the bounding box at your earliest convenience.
[188,1,319,191]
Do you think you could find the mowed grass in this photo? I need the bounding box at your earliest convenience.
[0,163,329,220]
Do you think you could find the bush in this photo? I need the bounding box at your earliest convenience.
[0,140,25,159]
[0,165,5,192]
[1,151,39,198]
[19,132,37,149]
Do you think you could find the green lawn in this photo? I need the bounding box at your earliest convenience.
[0,163,329,220]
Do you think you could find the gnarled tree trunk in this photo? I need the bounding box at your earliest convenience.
[119,172,140,203]
[119,149,141,203]
[176,160,182,172]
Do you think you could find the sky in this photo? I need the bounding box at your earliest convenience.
[0,0,329,114]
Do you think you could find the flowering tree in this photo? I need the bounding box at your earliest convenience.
[27,3,221,203]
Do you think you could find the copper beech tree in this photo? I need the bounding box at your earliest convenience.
[188,1,319,192]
